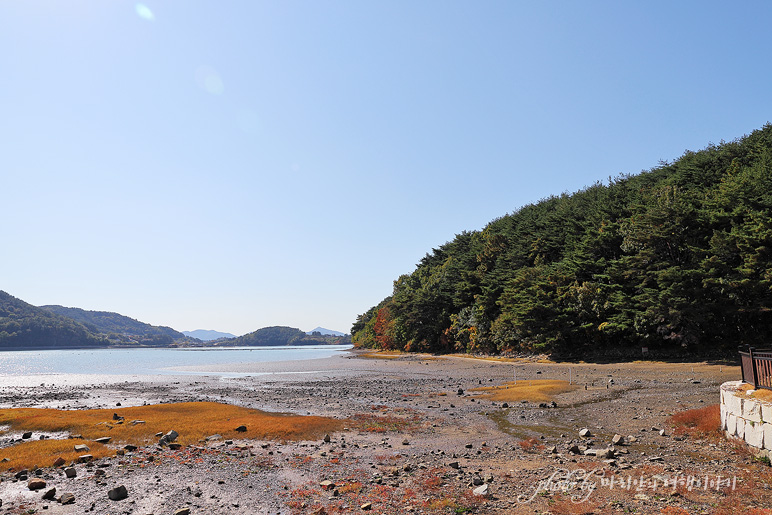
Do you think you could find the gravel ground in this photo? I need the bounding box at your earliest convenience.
[0,351,765,515]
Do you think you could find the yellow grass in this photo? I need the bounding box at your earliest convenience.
[0,401,343,471]
[470,379,578,403]
[359,350,405,359]
[448,354,555,364]
[736,383,772,402]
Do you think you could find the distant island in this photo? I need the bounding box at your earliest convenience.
[219,326,349,347]
[0,291,349,349]
[182,329,236,341]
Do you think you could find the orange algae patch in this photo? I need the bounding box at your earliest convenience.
[0,401,343,471]
[470,379,577,403]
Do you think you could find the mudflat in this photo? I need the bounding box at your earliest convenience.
[0,350,763,514]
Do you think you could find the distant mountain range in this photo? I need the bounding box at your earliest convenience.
[0,290,350,349]
[0,291,108,348]
[42,305,185,345]
[306,327,346,336]
[182,329,236,341]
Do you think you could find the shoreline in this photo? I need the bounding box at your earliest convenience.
[0,351,762,514]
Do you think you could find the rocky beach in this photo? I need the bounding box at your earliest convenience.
[0,350,765,515]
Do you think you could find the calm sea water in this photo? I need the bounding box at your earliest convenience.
[0,345,352,378]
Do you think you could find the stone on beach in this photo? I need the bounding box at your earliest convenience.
[473,483,490,497]
[59,492,75,505]
[108,485,128,501]
[28,478,46,490]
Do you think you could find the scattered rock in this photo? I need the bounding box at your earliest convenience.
[173,509,191,515]
[22,431,32,439]
[612,434,625,446]
[28,478,46,490]
[579,428,592,437]
[323,434,331,443]
[320,480,336,491]
[160,430,179,445]
[108,485,128,501]
[53,456,66,467]
[361,502,372,510]
[94,437,111,444]
[59,492,75,505]
[235,425,247,432]
[65,467,77,478]
[42,487,57,500]
[77,454,93,463]
[473,483,490,497]
[74,444,90,452]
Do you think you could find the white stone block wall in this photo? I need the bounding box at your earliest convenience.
[721,380,772,451]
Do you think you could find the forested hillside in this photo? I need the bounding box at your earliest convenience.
[0,291,108,348]
[41,305,185,346]
[225,326,350,346]
[352,125,772,357]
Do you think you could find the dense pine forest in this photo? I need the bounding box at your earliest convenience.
[351,125,772,358]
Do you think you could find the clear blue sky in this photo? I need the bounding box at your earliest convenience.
[2,1,771,336]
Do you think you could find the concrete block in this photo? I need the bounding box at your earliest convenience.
[724,391,743,416]
[764,424,772,451]
[744,399,763,423]
[745,419,765,448]
[726,413,737,436]
[721,404,727,430]
[737,416,745,439]
[761,403,772,424]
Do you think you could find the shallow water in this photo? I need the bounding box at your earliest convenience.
[0,345,353,379]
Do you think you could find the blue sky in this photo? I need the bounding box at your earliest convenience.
[2,1,771,336]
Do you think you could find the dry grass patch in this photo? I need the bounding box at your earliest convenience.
[667,404,721,438]
[358,350,405,359]
[0,401,342,471]
[471,379,578,403]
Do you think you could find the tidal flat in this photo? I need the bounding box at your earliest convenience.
[0,350,763,515]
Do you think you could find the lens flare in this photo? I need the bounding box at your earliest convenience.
[135,3,155,21]
[195,66,225,96]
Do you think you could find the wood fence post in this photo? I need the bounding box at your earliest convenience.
[750,347,759,388]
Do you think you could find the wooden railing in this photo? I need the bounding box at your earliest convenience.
[739,347,772,390]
